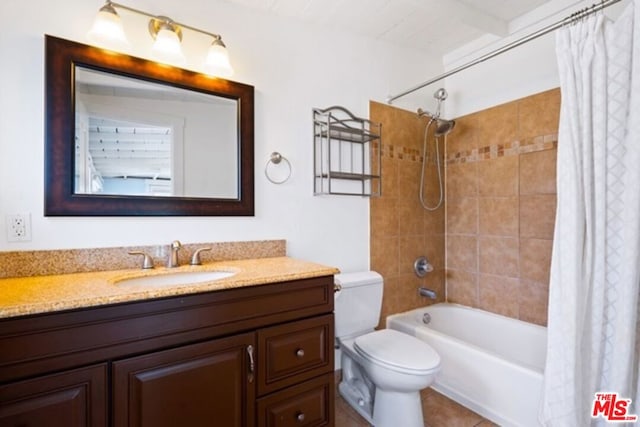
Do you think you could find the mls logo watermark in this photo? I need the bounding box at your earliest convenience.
[591,392,638,423]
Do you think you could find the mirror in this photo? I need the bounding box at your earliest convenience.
[45,35,254,216]
[75,67,239,198]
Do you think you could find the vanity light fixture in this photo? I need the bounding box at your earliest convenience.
[87,0,234,77]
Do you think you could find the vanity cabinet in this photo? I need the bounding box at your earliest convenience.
[0,275,335,427]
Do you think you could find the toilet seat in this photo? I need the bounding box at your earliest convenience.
[354,329,440,375]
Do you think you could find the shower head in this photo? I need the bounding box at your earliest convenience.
[418,88,449,119]
[434,88,448,101]
[435,119,456,137]
[418,87,455,136]
[417,111,456,136]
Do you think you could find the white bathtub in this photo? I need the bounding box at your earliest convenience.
[387,303,546,427]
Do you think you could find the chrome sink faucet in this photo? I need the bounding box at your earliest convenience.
[167,240,182,268]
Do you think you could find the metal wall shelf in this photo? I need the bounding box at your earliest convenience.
[315,126,380,144]
[313,106,381,197]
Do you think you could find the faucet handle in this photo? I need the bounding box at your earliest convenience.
[128,251,154,269]
[414,256,434,277]
[190,247,212,265]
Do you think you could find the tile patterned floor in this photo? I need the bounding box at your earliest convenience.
[334,372,498,427]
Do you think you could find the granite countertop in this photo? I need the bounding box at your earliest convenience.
[0,257,339,319]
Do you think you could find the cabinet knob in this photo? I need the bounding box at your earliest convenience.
[296,348,305,358]
[296,412,305,422]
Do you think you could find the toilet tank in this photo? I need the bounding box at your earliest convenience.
[334,271,383,340]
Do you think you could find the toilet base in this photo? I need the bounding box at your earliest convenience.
[373,388,424,427]
[339,352,375,424]
[338,380,374,425]
[337,333,436,427]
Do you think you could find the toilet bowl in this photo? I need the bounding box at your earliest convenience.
[334,272,441,427]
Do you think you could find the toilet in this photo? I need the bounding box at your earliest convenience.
[334,271,440,427]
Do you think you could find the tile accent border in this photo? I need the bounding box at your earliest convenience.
[375,142,439,163]
[375,134,558,166]
[446,134,558,164]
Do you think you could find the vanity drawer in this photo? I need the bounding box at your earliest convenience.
[257,372,334,427]
[258,314,333,395]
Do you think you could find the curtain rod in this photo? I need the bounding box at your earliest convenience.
[387,0,623,104]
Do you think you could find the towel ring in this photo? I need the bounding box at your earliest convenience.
[265,152,292,184]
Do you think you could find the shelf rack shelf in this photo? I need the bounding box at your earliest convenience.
[313,106,381,197]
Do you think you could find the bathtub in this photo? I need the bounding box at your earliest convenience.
[387,303,546,427]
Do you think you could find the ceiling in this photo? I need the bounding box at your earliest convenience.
[86,117,172,180]
[218,0,556,56]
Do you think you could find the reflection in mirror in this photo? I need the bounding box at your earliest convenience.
[74,66,238,198]
[44,35,254,216]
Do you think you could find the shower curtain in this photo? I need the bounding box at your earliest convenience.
[540,1,640,426]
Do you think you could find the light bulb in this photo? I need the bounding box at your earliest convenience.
[151,27,186,65]
[87,3,129,51]
[203,39,234,78]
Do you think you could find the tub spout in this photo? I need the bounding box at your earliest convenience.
[419,287,437,299]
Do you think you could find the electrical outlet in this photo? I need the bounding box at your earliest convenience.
[7,213,32,242]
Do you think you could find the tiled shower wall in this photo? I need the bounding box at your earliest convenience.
[370,88,559,327]
[369,101,446,327]
[445,88,559,326]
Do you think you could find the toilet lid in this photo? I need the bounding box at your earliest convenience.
[354,329,440,374]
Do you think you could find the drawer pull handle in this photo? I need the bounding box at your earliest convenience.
[296,412,305,422]
[247,344,255,383]
[296,348,305,358]
[334,283,342,293]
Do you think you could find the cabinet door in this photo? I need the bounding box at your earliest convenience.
[0,364,107,427]
[113,332,255,427]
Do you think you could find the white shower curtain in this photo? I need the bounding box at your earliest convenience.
[540,1,640,426]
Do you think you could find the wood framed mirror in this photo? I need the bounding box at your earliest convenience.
[45,35,254,216]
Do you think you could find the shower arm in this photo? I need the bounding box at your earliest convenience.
[387,0,623,104]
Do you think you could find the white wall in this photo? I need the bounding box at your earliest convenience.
[443,0,630,118]
[443,32,559,118]
[0,0,440,273]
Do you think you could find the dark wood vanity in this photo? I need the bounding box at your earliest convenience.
[0,275,335,426]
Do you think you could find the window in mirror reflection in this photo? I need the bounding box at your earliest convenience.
[75,116,175,196]
[74,66,239,199]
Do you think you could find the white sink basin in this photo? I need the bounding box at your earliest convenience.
[115,270,236,288]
